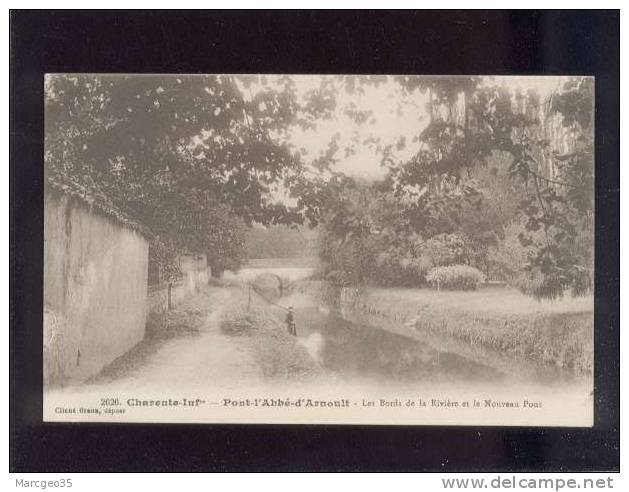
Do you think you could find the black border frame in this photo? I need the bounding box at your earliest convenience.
[9,10,620,472]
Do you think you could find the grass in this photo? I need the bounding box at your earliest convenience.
[302,282,593,376]
[145,307,205,339]
[374,287,592,374]
[413,306,592,375]
[366,286,593,315]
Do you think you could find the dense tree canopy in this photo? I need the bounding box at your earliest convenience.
[46,74,594,297]
[45,74,325,276]
[307,76,594,299]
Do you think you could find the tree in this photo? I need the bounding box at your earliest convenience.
[515,78,594,298]
[244,225,318,259]
[200,205,247,278]
[46,75,594,296]
[45,74,308,276]
[301,75,594,298]
[380,76,592,296]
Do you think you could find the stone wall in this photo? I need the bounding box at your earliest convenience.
[44,191,149,385]
[147,254,210,315]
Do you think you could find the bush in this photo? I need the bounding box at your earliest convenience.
[513,267,592,301]
[426,264,486,291]
[372,252,432,287]
[422,233,469,266]
[486,221,530,282]
[221,312,258,336]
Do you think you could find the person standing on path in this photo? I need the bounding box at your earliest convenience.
[286,306,297,336]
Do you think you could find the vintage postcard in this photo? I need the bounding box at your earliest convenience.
[43,74,594,426]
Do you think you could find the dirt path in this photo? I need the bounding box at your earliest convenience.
[85,286,264,394]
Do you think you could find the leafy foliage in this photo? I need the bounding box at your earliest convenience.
[46,74,594,298]
[422,233,469,267]
[45,74,319,275]
[307,76,593,299]
[485,220,533,283]
[245,225,318,259]
[199,205,248,278]
[426,265,486,291]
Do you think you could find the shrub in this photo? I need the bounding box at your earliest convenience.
[251,273,282,301]
[319,232,374,286]
[371,251,431,287]
[422,233,469,266]
[513,267,592,301]
[221,312,258,336]
[426,264,486,291]
[486,221,530,282]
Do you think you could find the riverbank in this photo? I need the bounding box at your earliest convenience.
[82,283,325,394]
[219,286,325,381]
[46,279,593,426]
[296,281,593,376]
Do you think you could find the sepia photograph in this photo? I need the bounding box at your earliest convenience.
[42,73,595,426]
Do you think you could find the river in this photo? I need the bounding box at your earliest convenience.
[45,264,593,425]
